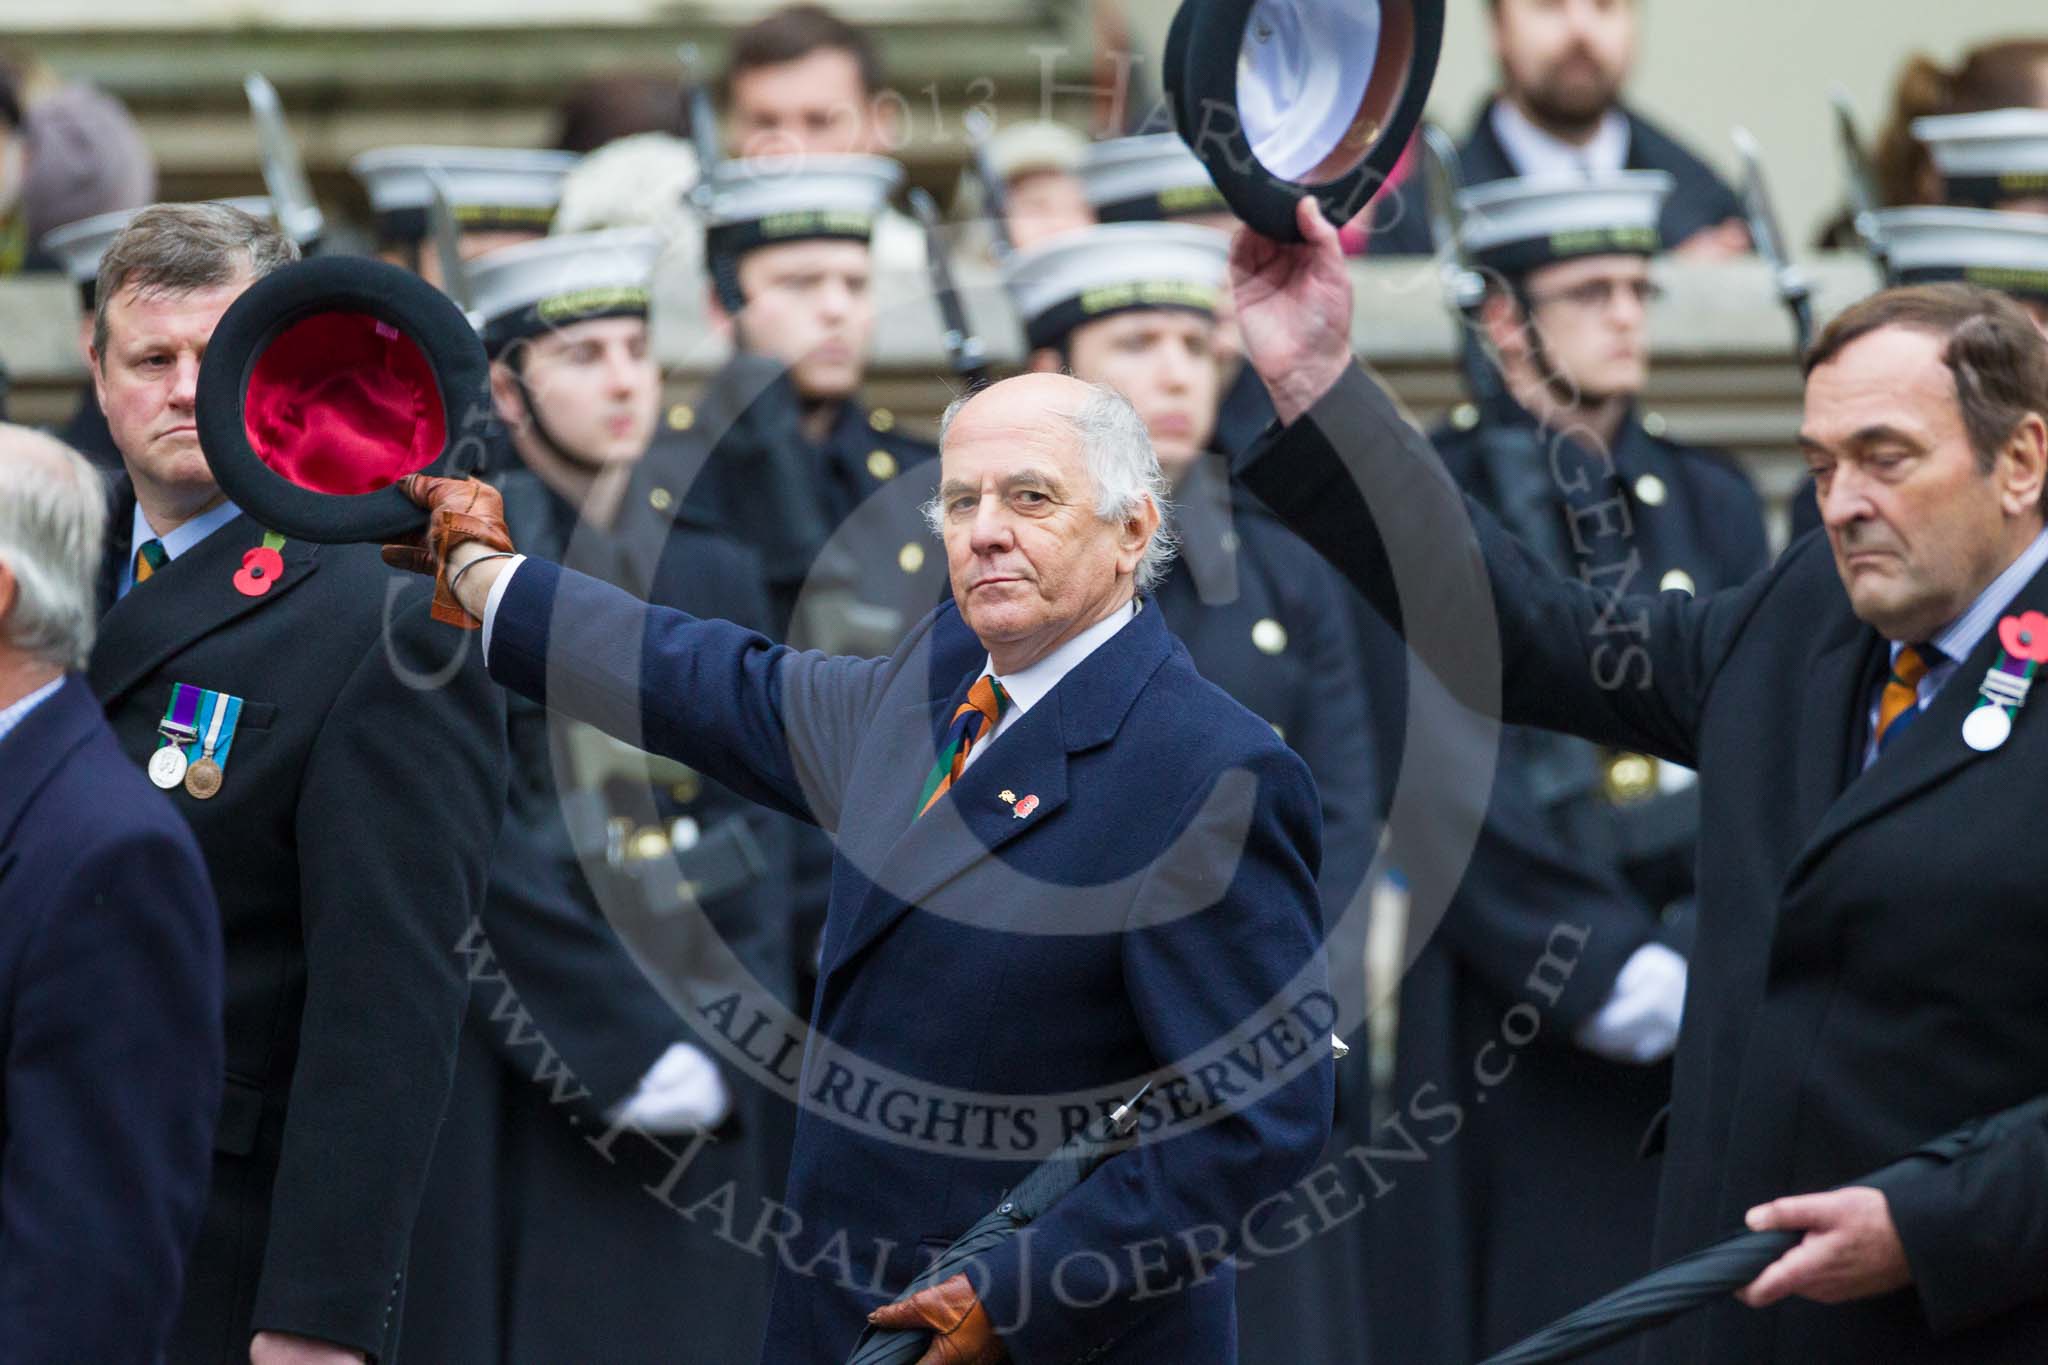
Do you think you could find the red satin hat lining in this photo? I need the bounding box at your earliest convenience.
[243,311,445,496]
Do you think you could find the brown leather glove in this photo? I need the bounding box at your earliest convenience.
[383,474,515,629]
[867,1273,1007,1365]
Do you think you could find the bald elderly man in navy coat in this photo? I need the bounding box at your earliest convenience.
[396,372,1335,1364]
[0,426,222,1365]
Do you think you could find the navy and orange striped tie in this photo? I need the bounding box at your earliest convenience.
[916,675,1010,817]
[1873,644,1939,755]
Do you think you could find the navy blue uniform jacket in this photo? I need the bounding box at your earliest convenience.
[0,675,223,1363]
[1241,365,2048,1362]
[486,559,1334,1363]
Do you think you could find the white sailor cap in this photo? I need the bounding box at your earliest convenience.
[465,227,664,355]
[1001,221,1230,350]
[1875,205,2048,302]
[1912,108,2048,209]
[1457,171,1674,277]
[699,154,903,258]
[349,146,580,244]
[986,120,1090,180]
[42,196,278,306]
[1077,133,1228,223]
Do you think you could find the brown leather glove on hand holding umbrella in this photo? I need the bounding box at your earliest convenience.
[866,1274,1006,1365]
[382,473,516,628]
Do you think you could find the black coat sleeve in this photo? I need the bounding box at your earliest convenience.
[1871,1095,2048,1336]
[250,584,508,1356]
[1233,366,1789,770]
[0,827,223,1365]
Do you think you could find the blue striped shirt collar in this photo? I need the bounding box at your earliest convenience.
[1893,524,2048,667]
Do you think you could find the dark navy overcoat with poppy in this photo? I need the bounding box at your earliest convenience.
[486,557,1334,1364]
[1241,365,2048,1363]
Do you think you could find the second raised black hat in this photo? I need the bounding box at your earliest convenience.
[195,255,493,543]
[1164,0,1445,241]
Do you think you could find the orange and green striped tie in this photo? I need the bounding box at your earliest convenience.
[916,675,1010,817]
[1873,644,1938,755]
[134,538,168,585]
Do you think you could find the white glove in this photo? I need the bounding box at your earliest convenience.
[1574,943,1687,1065]
[606,1042,732,1134]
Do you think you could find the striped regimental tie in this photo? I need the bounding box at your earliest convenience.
[916,675,1011,818]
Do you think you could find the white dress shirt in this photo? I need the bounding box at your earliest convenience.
[1489,98,1631,180]
[957,597,1141,774]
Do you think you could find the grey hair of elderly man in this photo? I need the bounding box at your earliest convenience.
[924,372,1177,675]
[0,425,107,684]
[929,375,1179,589]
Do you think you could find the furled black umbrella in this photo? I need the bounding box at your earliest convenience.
[1480,1094,2048,1365]
[845,1085,1151,1365]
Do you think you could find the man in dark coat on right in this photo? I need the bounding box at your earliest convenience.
[1232,192,2048,1361]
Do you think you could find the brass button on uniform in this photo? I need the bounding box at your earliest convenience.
[1633,473,1668,507]
[1251,618,1288,655]
[629,826,670,863]
[868,407,895,433]
[669,774,701,805]
[649,487,675,512]
[1450,402,1480,432]
[867,449,898,481]
[1602,752,1659,805]
[1642,410,1669,438]
[1659,568,1696,595]
[898,542,925,574]
[667,402,695,431]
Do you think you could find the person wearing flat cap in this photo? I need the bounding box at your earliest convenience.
[1234,179,2048,1362]
[1003,219,1381,1362]
[1358,170,1769,1364]
[350,145,577,290]
[82,201,508,1365]
[399,228,793,1364]
[685,153,953,997]
[391,362,1335,1363]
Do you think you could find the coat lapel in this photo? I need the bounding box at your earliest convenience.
[1785,557,2048,889]
[819,602,1171,983]
[88,510,323,710]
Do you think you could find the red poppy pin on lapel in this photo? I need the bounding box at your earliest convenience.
[232,532,288,598]
[1013,794,1040,820]
[1963,612,2046,752]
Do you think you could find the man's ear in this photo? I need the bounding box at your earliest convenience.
[0,560,17,631]
[1120,495,1163,575]
[706,286,734,341]
[487,358,526,428]
[1027,347,1063,375]
[87,341,109,416]
[1998,411,2048,520]
[1478,289,1528,366]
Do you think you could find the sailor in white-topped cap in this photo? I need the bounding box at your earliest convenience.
[1077,132,1232,229]
[953,118,1094,255]
[690,150,942,625]
[1876,205,2048,333]
[401,223,796,1365]
[1913,107,2048,214]
[349,146,579,286]
[1357,168,1772,1365]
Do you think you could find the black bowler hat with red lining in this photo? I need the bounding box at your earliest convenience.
[194,254,492,543]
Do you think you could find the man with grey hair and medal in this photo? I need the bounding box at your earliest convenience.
[392,369,1335,1363]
